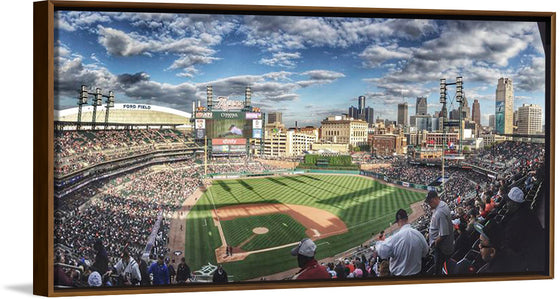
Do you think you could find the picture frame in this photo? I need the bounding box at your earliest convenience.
[33,0,555,297]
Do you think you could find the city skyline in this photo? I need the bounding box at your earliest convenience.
[54,11,546,127]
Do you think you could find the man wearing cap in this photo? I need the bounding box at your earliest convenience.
[501,186,545,272]
[475,220,522,274]
[425,191,454,275]
[374,209,429,276]
[291,238,330,280]
[148,254,170,285]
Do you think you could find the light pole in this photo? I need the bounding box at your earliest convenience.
[104,91,115,129]
[77,85,88,130]
[91,88,103,130]
[439,79,447,190]
[455,76,464,155]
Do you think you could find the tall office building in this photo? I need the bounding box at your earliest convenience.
[348,106,359,119]
[397,103,409,126]
[358,95,366,113]
[461,96,470,121]
[489,114,495,129]
[268,111,283,124]
[472,99,481,125]
[495,78,514,134]
[416,97,428,115]
[517,104,542,135]
[364,107,375,125]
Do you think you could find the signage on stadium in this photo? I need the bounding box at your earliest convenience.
[214,96,244,111]
[122,104,152,110]
[195,112,213,118]
[212,138,247,145]
[219,112,240,119]
[246,112,262,119]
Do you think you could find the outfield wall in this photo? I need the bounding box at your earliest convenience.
[360,170,439,192]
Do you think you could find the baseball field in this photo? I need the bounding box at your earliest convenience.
[183,174,425,281]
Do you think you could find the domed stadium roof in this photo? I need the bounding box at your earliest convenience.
[55,103,191,125]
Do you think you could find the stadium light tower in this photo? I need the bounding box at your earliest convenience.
[207,86,213,110]
[77,85,89,130]
[104,90,115,129]
[456,76,464,155]
[245,86,252,109]
[91,88,103,130]
[439,78,448,191]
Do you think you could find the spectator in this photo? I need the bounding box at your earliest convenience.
[501,187,545,272]
[136,254,150,286]
[167,258,176,283]
[425,191,455,275]
[176,257,192,283]
[375,209,429,276]
[91,239,109,276]
[114,250,142,286]
[377,260,391,277]
[290,238,330,280]
[54,254,73,287]
[148,254,170,285]
[212,265,228,283]
[87,271,103,287]
[475,221,522,274]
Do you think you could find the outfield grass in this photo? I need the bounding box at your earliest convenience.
[184,174,425,281]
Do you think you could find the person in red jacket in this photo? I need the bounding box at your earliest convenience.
[290,238,330,280]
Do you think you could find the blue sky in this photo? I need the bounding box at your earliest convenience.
[54,10,547,127]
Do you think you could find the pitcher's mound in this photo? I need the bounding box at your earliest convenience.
[253,227,269,234]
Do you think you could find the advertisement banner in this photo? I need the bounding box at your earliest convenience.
[195,119,206,129]
[495,101,505,134]
[252,129,262,139]
[195,112,213,118]
[252,119,263,129]
[212,145,229,152]
[212,138,247,145]
[246,112,262,119]
[229,145,247,152]
[196,129,205,139]
[402,182,410,187]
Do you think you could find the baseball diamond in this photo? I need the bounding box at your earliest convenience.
[183,174,425,281]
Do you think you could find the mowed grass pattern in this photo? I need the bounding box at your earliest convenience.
[184,174,425,281]
[221,214,308,251]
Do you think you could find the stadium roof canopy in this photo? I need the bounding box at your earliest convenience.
[55,103,191,125]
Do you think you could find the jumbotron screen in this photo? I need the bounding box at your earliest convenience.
[195,111,262,139]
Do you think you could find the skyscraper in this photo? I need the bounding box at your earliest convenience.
[461,96,470,121]
[397,103,409,126]
[348,106,359,119]
[358,95,366,113]
[364,107,375,125]
[268,111,283,124]
[472,99,481,125]
[416,96,428,115]
[517,104,543,134]
[489,114,495,129]
[495,78,514,134]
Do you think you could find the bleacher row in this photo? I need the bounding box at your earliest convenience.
[54,129,196,177]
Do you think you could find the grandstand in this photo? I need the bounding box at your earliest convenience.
[53,121,548,287]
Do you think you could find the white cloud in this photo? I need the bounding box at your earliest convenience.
[259,52,301,68]
[359,44,412,68]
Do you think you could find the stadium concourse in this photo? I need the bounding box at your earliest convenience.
[53,127,547,287]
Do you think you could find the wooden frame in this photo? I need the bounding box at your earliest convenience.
[34,1,555,296]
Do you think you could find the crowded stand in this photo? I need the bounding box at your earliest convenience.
[54,129,547,286]
[313,140,546,278]
[54,129,194,177]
